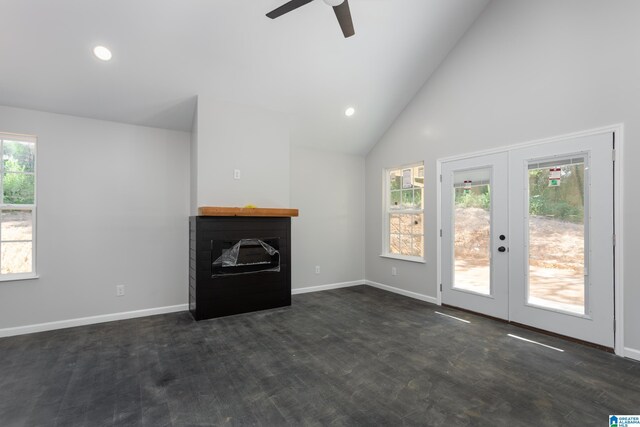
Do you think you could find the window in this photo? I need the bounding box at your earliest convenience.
[383,162,424,261]
[0,133,36,279]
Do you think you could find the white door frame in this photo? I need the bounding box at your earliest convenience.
[436,124,624,356]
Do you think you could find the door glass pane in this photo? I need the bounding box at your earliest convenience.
[453,168,491,295]
[528,159,585,314]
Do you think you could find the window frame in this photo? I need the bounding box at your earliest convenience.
[381,161,425,263]
[0,132,37,281]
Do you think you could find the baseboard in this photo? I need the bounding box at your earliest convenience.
[0,304,189,338]
[292,280,364,295]
[1,280,421,337]
[624,347,640,362]
[365,280,438,305]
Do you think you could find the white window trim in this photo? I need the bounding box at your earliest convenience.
[381,161,425,263]
[380,253,426,264]
[0,132,37,281]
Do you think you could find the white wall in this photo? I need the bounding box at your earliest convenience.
[193,97,365,290]
[0,105,190,330]
[190,98,199,215]
[192,96,365,290]
[290,146,365,289]
[365,0,640,350]
[195,97,290,208]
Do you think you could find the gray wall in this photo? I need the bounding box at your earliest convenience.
[190,99,199,215]
[192,97,365,291]
[0,100,366,332]
[194,97,290,208]
[291,146,365,289]
[0,105,190,329]
[365,0,640,351]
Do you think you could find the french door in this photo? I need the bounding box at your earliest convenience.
[441,152,510,319]
[441,133,614,347]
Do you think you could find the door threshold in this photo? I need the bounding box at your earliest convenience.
[441,304,614,353]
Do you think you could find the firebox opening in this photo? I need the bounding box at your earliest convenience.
[211,238,280,277]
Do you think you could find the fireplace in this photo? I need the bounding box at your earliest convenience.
[211,238,281,277]
[189,207,297,320]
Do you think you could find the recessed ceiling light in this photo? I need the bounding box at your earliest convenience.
[93,45,112,61]
[345,107,355,117]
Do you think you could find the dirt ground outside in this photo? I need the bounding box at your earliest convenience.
[1,210,33,274]
[389,213,424,258]
[453,207,584,313]
[5,204,585,302]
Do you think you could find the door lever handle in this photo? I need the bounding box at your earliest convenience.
[498,246,506,252]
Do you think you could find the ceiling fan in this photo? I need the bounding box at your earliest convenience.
[266,0,355,38]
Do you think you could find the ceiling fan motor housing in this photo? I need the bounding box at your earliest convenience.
[323,0,345,6]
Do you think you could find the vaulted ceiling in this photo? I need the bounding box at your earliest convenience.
[0,0,489,154]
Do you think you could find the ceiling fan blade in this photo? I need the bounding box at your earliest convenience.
[333,0,355,38]
[266,0,315,19]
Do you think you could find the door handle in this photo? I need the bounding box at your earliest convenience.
[498,246,507,252]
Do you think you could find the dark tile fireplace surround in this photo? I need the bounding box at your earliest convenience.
[189,208,297,320]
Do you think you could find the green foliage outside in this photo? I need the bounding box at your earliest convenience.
[453,163,585,224]
[529,196,582,223]
[390,173,401,191]
[389,167,424,209]
[2,141,35,205]
[455,187,490,210]
[528,165,584,223]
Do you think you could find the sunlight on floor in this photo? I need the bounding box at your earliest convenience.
[508,334,565,352]
[435,311,471,323]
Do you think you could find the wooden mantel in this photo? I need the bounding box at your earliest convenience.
[198,206,299,217]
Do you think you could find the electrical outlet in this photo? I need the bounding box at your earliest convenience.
[315,266,320,274]
[391,267,397,276]
[234,169,241,180]
[116,285,125,297]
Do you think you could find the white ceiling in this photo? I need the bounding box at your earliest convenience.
[0,0,489,154]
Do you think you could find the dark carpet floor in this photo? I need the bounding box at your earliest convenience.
[0,285,638,426]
